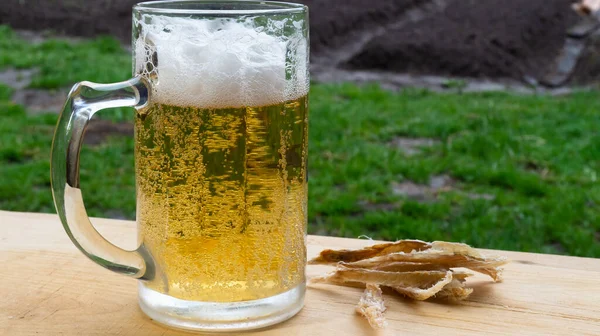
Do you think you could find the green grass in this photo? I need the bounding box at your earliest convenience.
[308,85,600,257]
[0,25,130,89]
[1,25,599,257]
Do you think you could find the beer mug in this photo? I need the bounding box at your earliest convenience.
[50,1,309,331]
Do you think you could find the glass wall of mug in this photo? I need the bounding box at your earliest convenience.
[50,0,309,332]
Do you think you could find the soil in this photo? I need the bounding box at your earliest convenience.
[390,137,440,156]
[391,175,494,202]
[0,0,137,42]
[343,0,578,81]
[84,119,133,146]
[12,88,67,115]
[0,0,596,86]
[296,0,423,56]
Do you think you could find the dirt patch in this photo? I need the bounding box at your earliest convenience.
[547,240,567,254]
[391,175,494,202]
[0,67,68,114]
[391,175,455,201]
[358,200,400,212]
[391,181,434,202]
[313,69,581,94]
[14,29,85,45]
[299,0,426,62]
[464,192,495,201]
[84,119,133,146]
[11,89,67,114]
[344,0,578,82]
[429,175,454,190]
[0,0,137,42]
[570,27,600,85]
[390,137,440,156]
[0,68,38,90]
[520,159,551,179]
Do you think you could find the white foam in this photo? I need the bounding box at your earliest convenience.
[135,16,308,108]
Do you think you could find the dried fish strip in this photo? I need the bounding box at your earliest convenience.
[310,240,508,281]
[312,265,451,289]
[309,240,431,264]
[370,261,448,272]
[435,278,473,301]
[391,270,453,300]
[313,265,462,301]
[471,266,504,282]
[356,284,387,329]
[450,269,474,281]
[347,250,508,277]
[430,241,484,258]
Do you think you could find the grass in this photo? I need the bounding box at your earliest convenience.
[1,25,599,257]
[0,25,130,89]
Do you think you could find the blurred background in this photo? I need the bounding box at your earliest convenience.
[1,0,599,257]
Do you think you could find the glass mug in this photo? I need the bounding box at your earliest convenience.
[50,1,309,332]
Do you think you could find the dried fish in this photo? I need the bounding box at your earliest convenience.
[391,270,453,300]
[312,240,507,280]
[471,266,504,282]
[310,239,508,329]
[356,284,387,329]
[347,250,508,277]
[312,265,450,289]
[436,278,473,301]
[309,240,431,264]
[370,262,447,272]
[450,269,474,281]
[430,241,483,258]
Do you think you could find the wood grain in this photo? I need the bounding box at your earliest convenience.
[1,210,599,335]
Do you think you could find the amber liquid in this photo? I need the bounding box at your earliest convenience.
[135,96,308,302]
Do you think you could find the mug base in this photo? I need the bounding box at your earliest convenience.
[138,282,305,332]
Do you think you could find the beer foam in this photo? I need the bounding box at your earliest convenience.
[135,16,308,108]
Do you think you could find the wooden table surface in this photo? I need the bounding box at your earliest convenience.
[1,210,599,336]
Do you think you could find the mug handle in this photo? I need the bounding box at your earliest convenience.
[51,76,153,279]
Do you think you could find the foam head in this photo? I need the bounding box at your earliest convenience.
[135,16,308,108]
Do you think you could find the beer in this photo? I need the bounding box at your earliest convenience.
[135,96,308,302]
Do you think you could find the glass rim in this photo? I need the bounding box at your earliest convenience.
[134,0,307,15]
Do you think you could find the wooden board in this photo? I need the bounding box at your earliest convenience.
[1,210,599,335]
